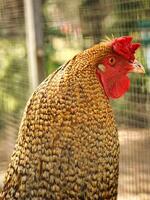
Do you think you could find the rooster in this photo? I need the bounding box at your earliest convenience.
[1,36,145,200]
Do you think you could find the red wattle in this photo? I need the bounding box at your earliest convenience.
[96,69,130,99]
[109,76,130,98]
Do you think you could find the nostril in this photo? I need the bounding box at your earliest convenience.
[135,63,141,68]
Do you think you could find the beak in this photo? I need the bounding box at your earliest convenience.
[129,60,145,74]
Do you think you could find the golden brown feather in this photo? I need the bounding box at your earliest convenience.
[1,41,119,200]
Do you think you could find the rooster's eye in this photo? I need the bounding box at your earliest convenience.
[109,57,116,66]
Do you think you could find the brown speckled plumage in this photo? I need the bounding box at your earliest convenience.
[1,42,119,200]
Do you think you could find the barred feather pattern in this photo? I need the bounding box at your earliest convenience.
[1,42,119,200]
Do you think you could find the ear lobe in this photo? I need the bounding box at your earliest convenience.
[98,64,106,72]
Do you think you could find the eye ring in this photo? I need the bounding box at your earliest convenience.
[109,57,116,66]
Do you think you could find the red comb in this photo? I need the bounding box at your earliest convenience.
[111,36,141,61]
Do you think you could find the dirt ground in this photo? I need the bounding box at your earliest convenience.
[0,128,150,199]
[118,129,150,200]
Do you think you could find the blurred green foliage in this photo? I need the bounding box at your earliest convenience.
[0,39,29,132]
[43,1,65,74]
[44,42,62,74]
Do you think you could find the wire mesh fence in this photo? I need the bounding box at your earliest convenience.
[0,0,29,189]
[43,0,150,199]
[0,0,150,199]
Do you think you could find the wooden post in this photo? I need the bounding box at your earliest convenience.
[24,0,45,91]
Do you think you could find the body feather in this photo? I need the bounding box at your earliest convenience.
[1,43,119,200]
